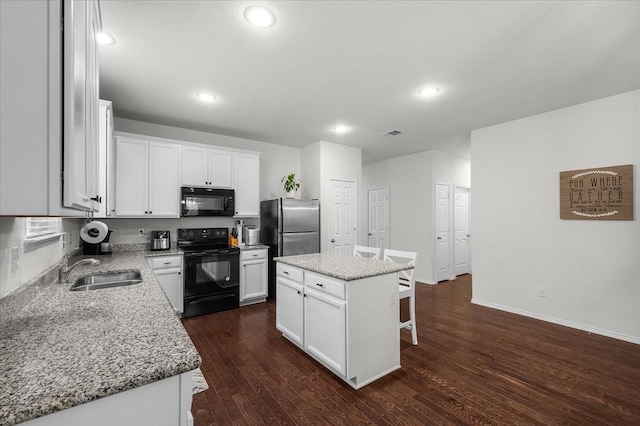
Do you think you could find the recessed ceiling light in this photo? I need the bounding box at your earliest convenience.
[244,5,276,28]
[332,125,350,134]
[196,92,217,103]
[96,31,116,45]
[418,86,440,97]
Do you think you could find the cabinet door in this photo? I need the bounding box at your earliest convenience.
[154,268,184,314]
[304,287,346,376]
[208,150,233,188]
[62,0,100,212]
[275,277,304,346]
[148,142,180,217]
[96,100,114,218]
[241,258,267,301]
[233,152,260,217]
[115,137,148,216]
[181,146,209,186]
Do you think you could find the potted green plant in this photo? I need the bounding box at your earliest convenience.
[282,173,301,198]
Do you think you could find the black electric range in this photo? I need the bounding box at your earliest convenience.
[177,228,240,318]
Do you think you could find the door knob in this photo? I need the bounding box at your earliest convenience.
[331,239,335,243]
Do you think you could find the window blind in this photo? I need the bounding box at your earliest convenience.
[26,218,59,238]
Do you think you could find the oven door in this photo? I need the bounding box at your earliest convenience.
[184,250,240,299]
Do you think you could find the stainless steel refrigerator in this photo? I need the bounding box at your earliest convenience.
[260,198,320,299]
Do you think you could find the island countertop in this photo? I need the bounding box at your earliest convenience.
[0,250,201,426]
[274,252,413,281]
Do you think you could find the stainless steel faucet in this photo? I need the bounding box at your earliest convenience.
[58,255,101,283]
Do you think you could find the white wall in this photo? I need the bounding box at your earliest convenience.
[301,141,362,252]
[0,218,82,298]
[361,149,470,283]
[471,89,640,343]
[115,118,301,201]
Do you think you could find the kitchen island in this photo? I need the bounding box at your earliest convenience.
[0,249,200,426]
[274,252,414,389]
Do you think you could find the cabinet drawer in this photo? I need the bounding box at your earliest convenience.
[241,249,267,261]
[150,255,183,270]
[304,272,345,300]
[277,263,303,283]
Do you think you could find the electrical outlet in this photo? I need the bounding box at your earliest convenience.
[537,286,547,297]
[11,247,19,273]
[138,228,145,237]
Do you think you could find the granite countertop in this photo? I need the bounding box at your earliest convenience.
[275,252,413,281]
[0,250,200,426]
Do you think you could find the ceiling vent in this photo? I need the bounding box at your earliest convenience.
[383,129,403,136]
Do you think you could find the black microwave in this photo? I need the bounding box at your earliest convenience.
[180,187,235,217]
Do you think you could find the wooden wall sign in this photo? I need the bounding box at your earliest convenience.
[560,164,633,220]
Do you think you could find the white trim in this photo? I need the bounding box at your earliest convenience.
[471,298,640,345]
[23,232,64,249]
[416,278,437,285]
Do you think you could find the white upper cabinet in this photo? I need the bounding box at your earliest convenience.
[63,0,101,212]
[233,152,260,217]
[95,100,115,218]
[114,135,180,218]
[148,142,181,216]
[0,0,100,216]
[112,132,261,219]
[182,146,233,188]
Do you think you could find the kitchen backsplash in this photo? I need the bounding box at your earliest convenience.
[100,217,259,245]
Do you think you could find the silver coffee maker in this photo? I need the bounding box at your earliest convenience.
[151,230,171,251]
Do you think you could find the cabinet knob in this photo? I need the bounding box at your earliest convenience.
[178,272,181,275]
[149,211,152,214]
[316,283,324,287]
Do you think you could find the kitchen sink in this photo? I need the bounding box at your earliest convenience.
[69,270,143,291]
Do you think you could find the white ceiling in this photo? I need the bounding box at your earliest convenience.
[99,1,640,163]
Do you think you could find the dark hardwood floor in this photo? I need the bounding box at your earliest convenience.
[181,275,640,425]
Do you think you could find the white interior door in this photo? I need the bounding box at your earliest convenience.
[436,183,451,282]
[368,188,389,249]
[329,179,357,255]
[454,186,470,276]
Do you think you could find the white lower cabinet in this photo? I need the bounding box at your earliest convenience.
[276,275,304,346]
[304,286,346,376]
[240,249,268,305]
[148,255,184,314]
[275,262,400,389]
[23,371,194,426]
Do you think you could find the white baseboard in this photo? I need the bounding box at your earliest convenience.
[471,298,640,345]
[416,278,437,285]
